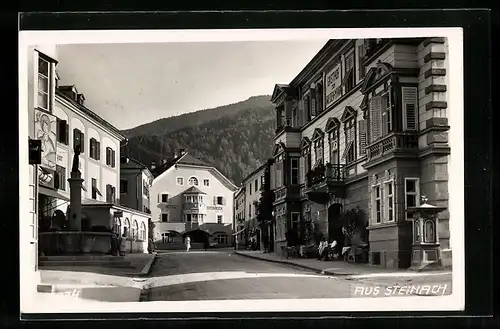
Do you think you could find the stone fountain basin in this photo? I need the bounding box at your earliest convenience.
[39,231,115,256]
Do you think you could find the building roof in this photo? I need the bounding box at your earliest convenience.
[241,160,271,185]
[55,89,126,141]
[183,186,207,195]
[177,153,210,167]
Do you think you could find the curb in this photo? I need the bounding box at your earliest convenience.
[136,252,158,277]
[233,252,352,277]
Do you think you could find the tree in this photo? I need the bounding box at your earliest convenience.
[342,207,368,245]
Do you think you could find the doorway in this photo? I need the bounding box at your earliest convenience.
[328,203,343,250]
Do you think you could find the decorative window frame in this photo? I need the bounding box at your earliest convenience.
[176,177,184,186]
[340,107,358,165]
[311,128,325,167]
[188,176,199,186]
[371,183,382,225]
[383,179,395,222]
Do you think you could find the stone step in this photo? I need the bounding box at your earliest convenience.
[40,255,125,262]
[39,260,133,268]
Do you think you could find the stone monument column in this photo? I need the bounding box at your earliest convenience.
[68,145,83,231]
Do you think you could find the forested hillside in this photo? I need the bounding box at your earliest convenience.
[124,96,276,185]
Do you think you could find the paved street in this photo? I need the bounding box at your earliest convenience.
[142,250,452,301]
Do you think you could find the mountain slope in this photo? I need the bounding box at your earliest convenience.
[123,95,272,138]
[124,97,276,185]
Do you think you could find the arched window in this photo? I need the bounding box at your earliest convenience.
[424,220,435,243]
[124,218,130,238]
[114,218,122,235]
[140,222,146,241]
[189,177,199,186]
[132,220,139,240]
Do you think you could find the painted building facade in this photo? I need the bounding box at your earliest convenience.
[240,163,266,248]
[270,37,451,269]
[120,156,153,214]
[150,152,238,246]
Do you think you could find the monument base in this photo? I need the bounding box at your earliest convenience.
[409,244,444,271]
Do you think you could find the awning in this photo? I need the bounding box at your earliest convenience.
[232,228,245,236]
[38,186,70,202]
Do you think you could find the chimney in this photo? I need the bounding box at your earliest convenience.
[59,85,79,102]
[77,93,86,106]
[151,161,156,170]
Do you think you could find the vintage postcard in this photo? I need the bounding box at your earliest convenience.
[19,27,464,314]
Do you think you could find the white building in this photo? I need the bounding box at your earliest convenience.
[240,163,267,246]
[150,151,238,246]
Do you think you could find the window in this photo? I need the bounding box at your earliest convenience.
[186,214,192,222]
[217,215,223,224]
[132,220,139,240]
[106,184,116,204]
[314,139,324,166]
[123,218,130,238]
[73,129,85,154]
[161,193,168,203]
[204,179,210,186]
[89,138,100,160]
[358,120,368,156]
[54,165,66,191]
[176,177,184,185]
[384,180,394,222]
[143,180,149,197]
[56,118,69,145]
[189,177,198,186]
[215,233,229,245]
[106,147,116,167]
[292,107,298,127]
[372,185,381,224]
[216,196,224,205]
[120,179,128,194]
[316,83,324,114]
[342,120,356,164]
[140,222,146,241]
[405,178,420,220]
[343,51,356,93]
[291,212,300,229]
[161,213,169,223]
[402,86,418,131]
[198,195,204,203]
[249,204,252,218]
[275,154,284,188]
[91,178,102,199]
[381,92,393,136]
[358,43,367,79]
[37,55,52,110]
[328,130,338,164]
[291,158,299,185]
[255,179,258,192]
[192,214,200,223]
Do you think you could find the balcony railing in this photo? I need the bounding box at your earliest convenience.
[274,184,302,202]
[367,132,419,161]
[306,163,345,188]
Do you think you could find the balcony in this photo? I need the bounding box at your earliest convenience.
[304,163,346,204]
[365,132,419,166]
[273,184,302,204]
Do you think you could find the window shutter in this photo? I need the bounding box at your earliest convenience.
[317,83,323,113]
[73,129,78,149]
[304,96,310,119]
[346,52,355,71]
[359,120,367,155]
[112,150,116,167]
[80,132,85,153]
[381,95,389,136]
[370,96,382,142]
[402,86,418,131]
[213,196,217,205]
[270,163,276,190]
[310,91,317,117]
[222,197,226,205]
[299,156,305,184]
[157,194,160,203]
[65,123,69,144]
[96,141,100,160]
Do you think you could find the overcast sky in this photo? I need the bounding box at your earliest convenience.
[55,40,327,130]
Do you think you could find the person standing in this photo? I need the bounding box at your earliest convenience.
[204,235,209,251]
[185,235,191,252]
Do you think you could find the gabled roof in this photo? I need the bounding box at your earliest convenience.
[183,186,207,195]
[300,137,311,149]
[271,84,290,103]
[152,152,238,191]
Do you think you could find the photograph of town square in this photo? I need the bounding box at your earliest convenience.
[21,32,459,310]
